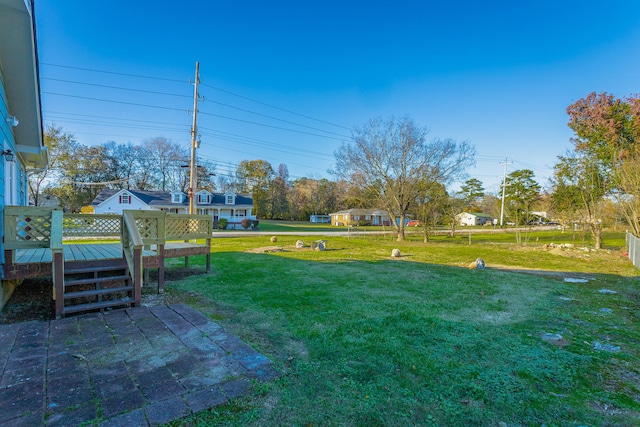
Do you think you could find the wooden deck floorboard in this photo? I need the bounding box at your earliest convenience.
[13,242,208,265]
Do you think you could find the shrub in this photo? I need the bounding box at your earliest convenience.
[217,218,228,230]
[252,220,260,229]
[241,218,252,229]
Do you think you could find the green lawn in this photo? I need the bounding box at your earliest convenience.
[163,233,640,426]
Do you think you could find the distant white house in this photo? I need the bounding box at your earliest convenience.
[90,189,255,228]
[456,212,494,226]
[309,214,331,223]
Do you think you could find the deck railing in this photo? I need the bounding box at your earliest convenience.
[126,210,166,246]
[4,206,61,250]
[166,213,213,240]
[62,214,122,238]
[122,211,143,296]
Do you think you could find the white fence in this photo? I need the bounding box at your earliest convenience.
[626,231,640,269]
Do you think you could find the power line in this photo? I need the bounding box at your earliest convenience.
[199,111,348,141]
[41,63,187,83]
[41,77,191,98]
[200,82,351,131]
[204,99,350,138]
[42,92,187,112]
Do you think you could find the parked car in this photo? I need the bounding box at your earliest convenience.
[406,220,421,227]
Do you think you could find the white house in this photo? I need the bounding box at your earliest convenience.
[1,0,49,309]
[90,189,255,228]
[456,212,494,226]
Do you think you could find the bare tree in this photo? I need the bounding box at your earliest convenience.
[334,116,475,241]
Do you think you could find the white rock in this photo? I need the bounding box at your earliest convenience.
[295,240,304,249]
[391,248,401,258]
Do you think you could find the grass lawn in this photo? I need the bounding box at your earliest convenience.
[162,232,640,426]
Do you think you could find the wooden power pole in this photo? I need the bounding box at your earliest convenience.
[189,62,200,215]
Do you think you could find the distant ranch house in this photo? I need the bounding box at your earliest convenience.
[456,212,494,226]
[91,189,255,227]
[329,209,390,226]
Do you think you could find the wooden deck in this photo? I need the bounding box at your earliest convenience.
[3,208,213,318]
[14,244,156,264]
[5,242,210,281]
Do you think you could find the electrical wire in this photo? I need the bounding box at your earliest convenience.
[42,77,192,98]
[41,63,188,83]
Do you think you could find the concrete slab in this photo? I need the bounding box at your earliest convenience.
[0,304,279,426]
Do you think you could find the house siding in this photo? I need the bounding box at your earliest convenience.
[94,192,154,214]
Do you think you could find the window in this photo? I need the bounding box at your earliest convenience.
[226,195,234,205]
[119,193,131,204]
[172,193,182,203]
[198,194,209,204]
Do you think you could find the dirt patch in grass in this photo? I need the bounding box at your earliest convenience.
[245,246,284,254]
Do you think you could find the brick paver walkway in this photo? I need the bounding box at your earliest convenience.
[0,304,280,426]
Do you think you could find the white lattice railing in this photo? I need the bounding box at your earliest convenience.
[166,214,212,240]
[4,208,213,251]
[62,214,122,238]
[4,206,61,249]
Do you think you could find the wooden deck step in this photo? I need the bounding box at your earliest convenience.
[63,298,136,314]
[64,286,134,300]
[64,275,130,287]
[64,264,127,275]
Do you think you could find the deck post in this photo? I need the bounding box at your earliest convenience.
[133,246,142,307]
[51,209,65,319]
[158,243,165,293]
[52,250,64,319]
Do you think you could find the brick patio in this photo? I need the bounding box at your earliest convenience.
[0,304,280,426]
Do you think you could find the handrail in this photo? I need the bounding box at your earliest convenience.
[122,211,143,290]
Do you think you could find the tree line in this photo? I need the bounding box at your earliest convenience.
[32,91,640,247]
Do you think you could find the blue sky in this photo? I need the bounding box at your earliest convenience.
[35,1,640,193]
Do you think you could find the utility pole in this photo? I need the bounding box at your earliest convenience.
[499,158,512,227]
[188,62,200,215]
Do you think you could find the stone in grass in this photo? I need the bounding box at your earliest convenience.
[468,258,485,269]
[564,277,589,283]
[270,236,277,243]
[599,289,617,295]
[311,240,326,251]
[541,333,563,343]
[295,240,304,249]
[391,248,401,258]
[594,341,620,352]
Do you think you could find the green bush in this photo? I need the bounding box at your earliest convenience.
[217,218,228,230]
[252,220,260,229]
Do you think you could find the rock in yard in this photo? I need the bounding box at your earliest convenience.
[541,333,563,343]
[391,248,401,258]
[564,277,589,283]
[599,289,617,295]
[594,341,620,352]
[295,240,304,249]
[312,240,326,251]
[270,236,277,242]
[468,258,485,269]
